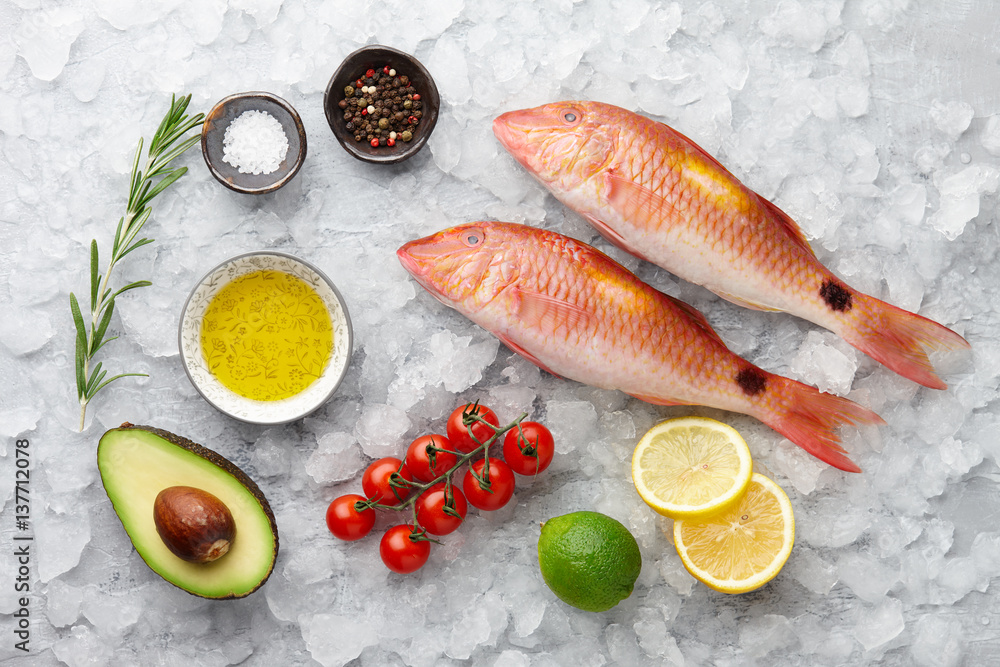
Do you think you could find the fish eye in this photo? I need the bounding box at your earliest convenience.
[563,111,578,123]
[462,228,484,247]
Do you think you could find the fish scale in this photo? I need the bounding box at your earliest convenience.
[494,101,969,389]
[398,221,884,472]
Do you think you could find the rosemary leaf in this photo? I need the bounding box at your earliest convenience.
[85,361,106,397]
[91,372,148,398]
[71,93,204,431]
[91,299,116,356]
[89,241,100,308]
[110,280,153,301]
[119,237,154,260]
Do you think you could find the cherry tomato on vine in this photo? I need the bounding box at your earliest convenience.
[363,457,414,504]
[325,494,376,541]
[415,482,468,536]
[502,421,555,476]
[463,457,516,511]
[447,403,500,453]
[405,434,459,482]
[380,524,431,573]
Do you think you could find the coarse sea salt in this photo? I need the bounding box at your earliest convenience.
[222,109,289,175]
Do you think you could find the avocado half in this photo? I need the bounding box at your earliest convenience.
[97,424,279,599]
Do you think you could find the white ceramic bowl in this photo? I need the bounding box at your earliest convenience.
[179,251,353,424]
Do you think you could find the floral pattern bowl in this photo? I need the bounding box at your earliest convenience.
[179,251,353,424]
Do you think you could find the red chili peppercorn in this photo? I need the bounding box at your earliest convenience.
[370,138,379,147]
[361,108,368,115]
[408,116,418,124]
[412,94,421,101]
[383,65,390,74]
[356,79,363,87]
[387,138,396,147]
[366,68,375,78]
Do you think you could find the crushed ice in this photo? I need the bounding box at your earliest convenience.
[1,1,998,665]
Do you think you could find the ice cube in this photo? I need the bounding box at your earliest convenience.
[354,403,412,459]
[301,613,379,665]
[854,597,904,651]
[930,100,974,140]
[446,591,508,659]
[430,114,463,174]
[45,580,85,628]
[494,651,531,667]
[983,115,1000,156]
[305,431,364,485]
[544,400,599,456]
[427,33,472,106]
[929,165,1000,240]
[634,614,684,662]
[799,496,871,548]
[790,330,858,395]
[68,56,107,103]
[911,614,964,667]
[51,624,115,666]
[605,623,643,664]
[758,0,840,53]
[81,586,144,639]
[772,441,828,495]
[14,7,84,81]
[37,508,92,583]
[231,0,284,28]
[836,551,899,603]
[738,614,797,658]
[248,428,290,478]
[787,546,839,595]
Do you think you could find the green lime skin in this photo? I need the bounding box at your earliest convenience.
[537,511,642,612]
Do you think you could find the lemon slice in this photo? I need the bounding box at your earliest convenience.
[631,417,753,520]
[673,473,795,594]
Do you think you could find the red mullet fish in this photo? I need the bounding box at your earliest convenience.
[398,221,884,472]
[493,101,969,390]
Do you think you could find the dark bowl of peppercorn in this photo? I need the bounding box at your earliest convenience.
[324,45,440,165]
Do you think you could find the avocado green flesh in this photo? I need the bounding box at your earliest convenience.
[97,426,277,599]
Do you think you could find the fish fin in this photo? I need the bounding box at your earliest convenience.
[663,294,728,347]
[764,377,886,473]
[496,332,563,379]
[658,122,734,176]
[655,120,818,260]
[516,288,592,332]
[581,211,644,258]
[627,392,688,407]
[756,195,816,258]
[605,172,671,236]
[843,294,971,390]
[500,287,593,380]
[713,289,783,312]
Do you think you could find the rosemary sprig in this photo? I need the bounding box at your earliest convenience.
[70,94,204,431]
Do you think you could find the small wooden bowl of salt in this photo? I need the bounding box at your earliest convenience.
[201,92,307,194]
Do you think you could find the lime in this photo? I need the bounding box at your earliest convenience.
[537,511,642,612]
[673,473,795,594]
[632,416,753,520]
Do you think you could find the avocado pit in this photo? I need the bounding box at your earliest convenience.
[153,485,236,563]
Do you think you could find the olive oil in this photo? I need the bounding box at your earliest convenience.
[200,270,333,401]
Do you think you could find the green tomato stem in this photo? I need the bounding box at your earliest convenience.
[367,412,528,518]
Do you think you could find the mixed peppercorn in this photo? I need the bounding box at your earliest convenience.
[338,65,424,147]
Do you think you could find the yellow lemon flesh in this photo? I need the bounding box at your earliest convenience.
[673,473,794,594]
[631,417,753,520]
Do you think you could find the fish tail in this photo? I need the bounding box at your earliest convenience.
[844,294,970,390]
[762,378,885,473]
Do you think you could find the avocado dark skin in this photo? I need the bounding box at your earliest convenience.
[98,423,279,600]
